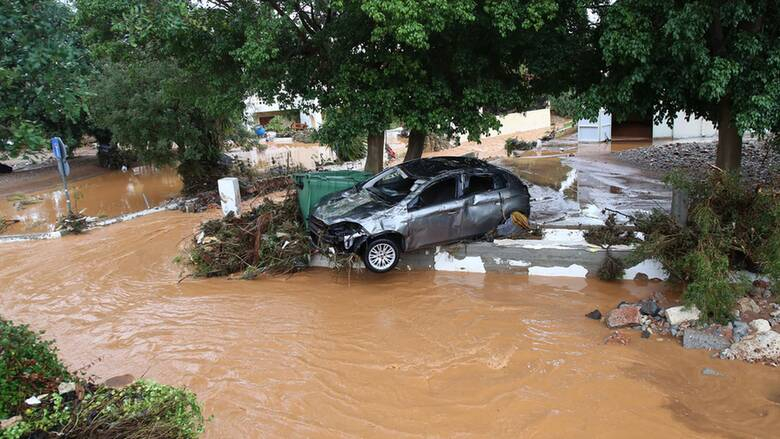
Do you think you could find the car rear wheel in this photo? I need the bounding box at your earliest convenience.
[363,238,400,273]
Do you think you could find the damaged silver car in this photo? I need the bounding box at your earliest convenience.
[309,157,530,273]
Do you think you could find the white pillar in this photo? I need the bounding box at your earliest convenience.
[218,177,241,217]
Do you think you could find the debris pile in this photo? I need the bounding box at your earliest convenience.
[186,192,309,278]
[588,281,780,366]
[55,212,88,234]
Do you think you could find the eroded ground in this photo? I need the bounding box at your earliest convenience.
[0,212,778,438]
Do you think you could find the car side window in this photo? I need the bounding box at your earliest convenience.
[416,177,458,208]
[493,173,507,190]
[464,174,494,196]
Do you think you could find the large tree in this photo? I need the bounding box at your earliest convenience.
[237,0,599,172]
[0,0,91,157]
[76,0,247,192]
[581,0,780,171]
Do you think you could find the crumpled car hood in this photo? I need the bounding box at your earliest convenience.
[312,188,393,224]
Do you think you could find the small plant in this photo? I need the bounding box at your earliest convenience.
[584,213,638,281]
[504,138,535,156]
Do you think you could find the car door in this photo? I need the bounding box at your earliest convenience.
[461,173,504,237]
[405,176,464,250]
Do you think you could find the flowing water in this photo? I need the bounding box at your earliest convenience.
[0,211,778,438]
[0,166,182,234]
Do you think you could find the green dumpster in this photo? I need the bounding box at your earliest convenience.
[293,170,373,225]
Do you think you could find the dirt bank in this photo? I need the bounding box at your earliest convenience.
[1,211,779,438]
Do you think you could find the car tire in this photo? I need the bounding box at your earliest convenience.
[363,238,400,273]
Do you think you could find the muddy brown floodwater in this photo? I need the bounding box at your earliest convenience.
[0,211,778,438]
[0,166,181,234]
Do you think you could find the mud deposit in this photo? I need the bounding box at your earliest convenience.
[0,212,778,438]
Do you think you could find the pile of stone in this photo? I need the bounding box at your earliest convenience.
[613,140,780,187]
[588,280,780,366]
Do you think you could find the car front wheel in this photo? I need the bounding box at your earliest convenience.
[363,238,400,273]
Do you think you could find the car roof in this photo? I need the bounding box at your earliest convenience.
[398,156,495,179]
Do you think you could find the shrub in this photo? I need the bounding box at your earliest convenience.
[632,171,780,322]
[0,318,72,418]
[264,116,293,137]
[0,318,205,438]
[504,138,535,156]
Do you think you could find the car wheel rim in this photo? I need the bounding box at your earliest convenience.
[368,243,395,270]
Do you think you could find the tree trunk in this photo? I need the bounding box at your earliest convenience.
[403,129,426,162]
[716,96,742,171]
[365,132,384,174]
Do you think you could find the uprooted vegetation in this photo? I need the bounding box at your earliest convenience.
[584,212,638,281]
[630,171,780,323]
[504,138,535,156]
[0,317,204,438]
[186,193,310,278]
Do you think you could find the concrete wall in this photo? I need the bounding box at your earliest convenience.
[312,229,669,281]
[459,108,551,143]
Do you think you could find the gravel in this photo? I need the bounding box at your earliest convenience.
[614,140,780,186]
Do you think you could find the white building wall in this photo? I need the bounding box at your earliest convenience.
[653,111,717,139]
[243,96,323,129]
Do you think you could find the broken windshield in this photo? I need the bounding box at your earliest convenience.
[366,168,417,203]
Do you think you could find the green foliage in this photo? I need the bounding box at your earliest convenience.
[264,116,292,136]
[239,0,599,170]
[549,90,580,119]
[633,172,780,322]
[0,0,91,157]
[505,138,535,156]
[0,318,72,418]
[578,0,780,165]
[0,318,204,438]
[77,0,246,193]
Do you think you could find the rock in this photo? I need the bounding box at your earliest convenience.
[103,374,135,389]
[682,329,731,350]
[665,305,701,326]
[641,329,651,339]
[0,416,22,429]
[585,309,602,320]
[606,305,641,328]
[749,319,771,333]
[721,330,780,362]
[701,367,722,377]
[638,299,662,317]
[57,381,76,395]
[25,395,41,406]
[737,297,760,314]
[771,310,780,318]
[732,321,750,341]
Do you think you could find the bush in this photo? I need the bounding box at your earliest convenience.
[0,317,205,438]
[632,171,780,322]
[0,318,72,418]
[504,138,535,156]
[264,116,294,137]
[549,90,580,119]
